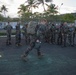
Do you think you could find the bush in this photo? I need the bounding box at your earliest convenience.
[0,32,15,36]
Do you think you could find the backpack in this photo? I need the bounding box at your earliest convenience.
[27,21,37,35]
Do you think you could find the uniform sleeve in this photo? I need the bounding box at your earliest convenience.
[4,26,7,30]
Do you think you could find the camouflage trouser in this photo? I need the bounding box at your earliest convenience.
[6,33,11,44]
[51,32,55,44]
[62,33,67,47]
[24,34,41,56]
[23,32,28,44]
[57,33,62,45]
[15,34,21,44]
[68,33,75,46]
[45,31,51,43]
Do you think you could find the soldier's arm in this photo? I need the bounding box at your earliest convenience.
[3,26,7,30]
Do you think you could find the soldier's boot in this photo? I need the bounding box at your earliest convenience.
[6,40,9,45]
[21,53,28,62]
[9,41,11,45]
[21,50,30,61]
[37,50,44,59]
[18,43,22,46]
[16,43,19,46]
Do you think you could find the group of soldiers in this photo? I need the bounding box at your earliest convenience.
[4,22,22,46]
[4,20,76,61]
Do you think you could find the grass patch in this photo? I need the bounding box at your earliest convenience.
[0,30,16,36]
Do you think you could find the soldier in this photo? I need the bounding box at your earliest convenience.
[22,23,28,44]
[61,22,68,47]
[45,23,51,43]
[4,22,13,45]
[57,23,63,45]
[15,22,22,46]
[21,20,46,61]
[50,24,56,44]
[68,24,75,47]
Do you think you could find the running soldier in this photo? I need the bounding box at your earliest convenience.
[21,20,46,61]
[4,22,13,45]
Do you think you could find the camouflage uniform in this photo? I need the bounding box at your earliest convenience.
[22,24,28,44]
[57,24,63,45]
[4,22,13,45]
[55,25,61,45]
[68,25,75,46]
[45,24,51,43]
[61,23,68,47]
[21,21,43,60]
[37,23,46,42]
[15,22,21,46]
[50,24,56,44]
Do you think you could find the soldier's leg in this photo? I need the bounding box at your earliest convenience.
[15,34,19,46]
[18,34,22,46]
[60,33,62,45]
[62,34,65,47]
[6,34,9,45]
[68,34,71,46]
[35,39,43,59]
[57,33,59,44]
[15,36,17,44]
[64,34,67,47]
[22,35,36,58]
[71,34,75,46]
[22,41,35,58]
[9,34,11,44]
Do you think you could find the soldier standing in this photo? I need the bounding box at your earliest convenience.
[22,23,28,44]
[61,22,68,47]
[57,23,63,45]
[50,24,56,44]
[4,22,13,45]
[15,22,22,46]
[68,24,75,47]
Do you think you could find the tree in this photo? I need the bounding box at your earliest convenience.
[38,0,52,12]
[62,14,76,22]
[0,14,4,21]
[46,4,58,15]
[1,5,8,17]
[18,4,29,16]
[24,0,39,13]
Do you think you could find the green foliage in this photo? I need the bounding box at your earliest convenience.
[0,14,4,21]
[62,14,76,22]
[0,32,15,36]
[1,5,8,17]
[46,3,58,15]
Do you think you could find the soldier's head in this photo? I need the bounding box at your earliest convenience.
[52,24,55,26]
[40,19,47,25]
[17,21,21,25]
[64,22,67,25]
[8,22,10,25]
[25,23,28,28]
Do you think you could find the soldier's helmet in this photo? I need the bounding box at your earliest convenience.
[64,22,67,25]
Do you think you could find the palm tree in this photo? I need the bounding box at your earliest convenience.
[18,4,28,16]
[46,4,58,15]
[1,5,8,17]
[38,0,45,12]
[38,0,52,12]
[24,0,39,14]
